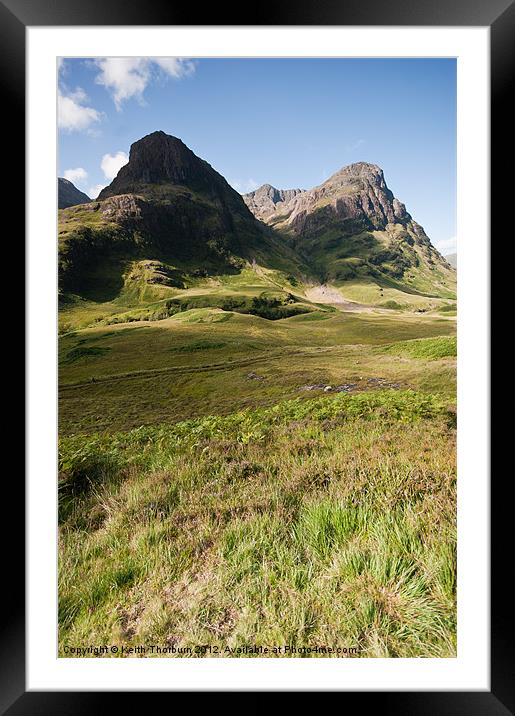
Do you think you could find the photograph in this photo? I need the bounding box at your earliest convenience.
[57,56,458,659]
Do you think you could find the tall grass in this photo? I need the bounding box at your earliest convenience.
[59,390,456,657]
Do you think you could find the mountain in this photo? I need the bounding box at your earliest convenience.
[445,253,457,269]
[58,132,455,309]
[58,178,90,209]
[244,162,455,296]
[58,131,304,298]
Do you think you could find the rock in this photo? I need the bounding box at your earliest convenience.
[98,131,253,219]
[243,184,304,220]
[334,383,358,392]
[366,377,403,389]
[101,194,144,221]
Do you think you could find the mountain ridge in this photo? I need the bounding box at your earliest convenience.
[58,177,90,209]
[58,131,455,308]
[98,132,249,214]
[244,162,413,233]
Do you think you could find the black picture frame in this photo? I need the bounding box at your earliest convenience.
[7,0,507,711]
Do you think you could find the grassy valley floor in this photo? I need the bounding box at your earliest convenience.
[59,308,455,434]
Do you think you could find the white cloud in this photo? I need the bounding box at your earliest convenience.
[94,58,150,109]
[433,236,457,255]
[153,57,195,79]
[101,151,129,180]
[88,184,106,199]
[93,57,195,109]
[58,87,101,132]
[83,150,128,200]
[63,167,88,186]
[231,178,259,194]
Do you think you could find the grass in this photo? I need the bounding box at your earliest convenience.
[438,304,457,316]
[58,256,457,658]
[332,277,455,308]
[382,336,457,360]
[61,345,112,364]
[59,390,456,657]
[58,256,456,333]
[58,262,302,331]
[58,312,455,434]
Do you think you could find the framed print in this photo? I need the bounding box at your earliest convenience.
[5,0,508,710]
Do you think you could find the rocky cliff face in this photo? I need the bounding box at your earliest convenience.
[58,178,90,209]
[244,163,411,234]
[243,184,304,221]
[98,132,200,192]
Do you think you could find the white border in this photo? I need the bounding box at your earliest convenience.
[27,26,489,691]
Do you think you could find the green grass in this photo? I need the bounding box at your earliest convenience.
[438,304,457,316]
[61,345,112,364]
[380,300,405,310]
[59,390,456,657]
[268,217,456,303]
[58,253,456,334]
[58,254,456,658]
[58,311,455,435]
[169,340,228,353]
[58,261,301,331]
[57,164,459,660]
[382,336,457,360]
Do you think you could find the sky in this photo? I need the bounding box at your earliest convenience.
[58,58,456,255]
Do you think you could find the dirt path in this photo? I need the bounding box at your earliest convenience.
[304,284,376,313]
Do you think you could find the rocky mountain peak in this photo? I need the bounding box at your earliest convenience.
[97,131,236,203]
[321,162,388,193]
[98,132,199,198]
[244,161,411,232]
[329,161,383,179]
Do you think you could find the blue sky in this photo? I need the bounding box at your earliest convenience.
[58,57,456,254]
